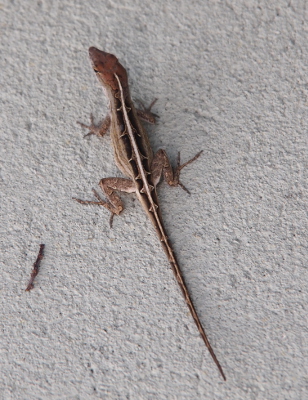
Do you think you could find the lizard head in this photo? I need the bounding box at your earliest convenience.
[88,47,129,94]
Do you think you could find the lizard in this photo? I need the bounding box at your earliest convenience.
[73,47,226,380]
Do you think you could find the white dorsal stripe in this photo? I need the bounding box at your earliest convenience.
[114,73,172,256]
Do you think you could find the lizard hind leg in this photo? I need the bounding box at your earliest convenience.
[174,150,203,194]
[73,177,136,227]
[151,149,203,194]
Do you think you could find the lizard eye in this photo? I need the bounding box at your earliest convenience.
[93,69,99,73]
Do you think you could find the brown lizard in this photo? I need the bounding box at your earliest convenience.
[74,47,226,380]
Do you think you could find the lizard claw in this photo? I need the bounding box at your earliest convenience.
[178,181,191,195]
[136,98,159,124]
[173,151,203,194]
[77,114,111,138]
[178,150,203,171]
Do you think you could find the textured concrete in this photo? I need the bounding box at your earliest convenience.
[1,0,307,399]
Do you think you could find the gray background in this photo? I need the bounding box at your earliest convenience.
[1,0,307,399]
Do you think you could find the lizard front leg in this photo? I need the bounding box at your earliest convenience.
[73,178,136,227]
[77,99,158,138]
[151,149,203,194]
[77,114,111,138]
[135,98,159,124]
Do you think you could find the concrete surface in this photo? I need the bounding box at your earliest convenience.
[0,0,307,399]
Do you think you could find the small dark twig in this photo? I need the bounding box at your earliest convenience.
[25,244,45,291]
[109,213,115,228]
